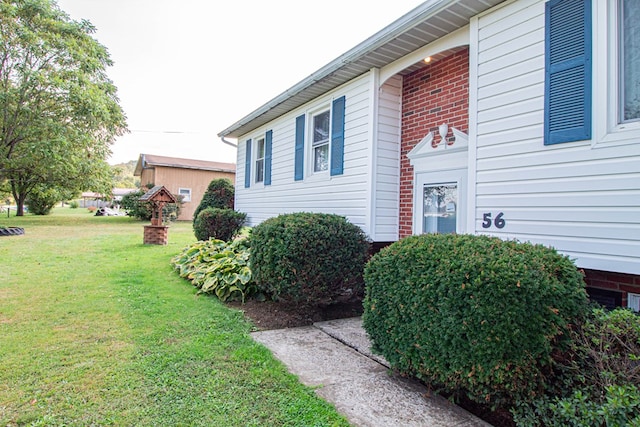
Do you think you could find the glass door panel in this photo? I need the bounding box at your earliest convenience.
[423,183,457,234]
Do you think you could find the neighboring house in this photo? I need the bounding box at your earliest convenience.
[134,154,236,221]
[218,0,640,310]
[80,188,137,208]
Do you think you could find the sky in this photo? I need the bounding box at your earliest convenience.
[55,0,426,165]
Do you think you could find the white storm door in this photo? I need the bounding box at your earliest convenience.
[414,169,467,235]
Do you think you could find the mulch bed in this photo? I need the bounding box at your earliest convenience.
[226,299,364,331]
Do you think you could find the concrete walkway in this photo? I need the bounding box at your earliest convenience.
[251,317,492,427]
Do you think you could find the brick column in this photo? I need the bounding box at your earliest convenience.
[143,225,169,245]
[399,48,470,238]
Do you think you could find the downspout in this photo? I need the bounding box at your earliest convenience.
[221,136,237,148]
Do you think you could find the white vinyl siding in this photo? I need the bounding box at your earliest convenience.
[473,0,640,275]
[235,73,372,234]
[373,76,402,241]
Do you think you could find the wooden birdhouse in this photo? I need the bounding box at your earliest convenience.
[139,185,177,245]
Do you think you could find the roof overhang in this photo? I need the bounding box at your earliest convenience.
[218,0,505,139]
[134,153,236,176]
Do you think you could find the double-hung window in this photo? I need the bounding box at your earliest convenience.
[312,110,330,173]
[244,130,272,188]
[294,96,345,180]
[591,0,640,146]
[545,0,640,145]
[255,137,265,183]
[620,0,640,123]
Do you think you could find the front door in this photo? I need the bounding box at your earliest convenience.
[414,169,467,235]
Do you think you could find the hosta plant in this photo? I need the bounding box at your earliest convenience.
[171,238,255,302]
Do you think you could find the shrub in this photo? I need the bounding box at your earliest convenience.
[570,307,640,389]
[363,233,589,408]
[120,189,152,220]
[513,385,640,427]
[513,307,640,426]
[121,189,182,222]
[193,179,235,223]
[249,212,370,307]
[171,238,255,302]
[25,188,60,215]
[162,194,183,222]
[68,200,79,209]
[193,208,246,242]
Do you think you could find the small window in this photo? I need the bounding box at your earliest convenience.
[629,292,640,312]
[255,137,265,183]
[423,183,457,234]
[312,110,330,173]
[620,0,640,123]
[178,188,191,202]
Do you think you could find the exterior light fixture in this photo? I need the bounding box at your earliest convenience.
[424,56,432,63]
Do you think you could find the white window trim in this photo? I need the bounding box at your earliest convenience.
[307,104,331,177]
[178,188,191,202]
[412,169,467,236]
[254,135,265,185]
[593,0,640,149]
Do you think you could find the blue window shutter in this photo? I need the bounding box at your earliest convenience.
[264,130,272,186]
[244,139,251,188]
[330,96,345,176]
[544,0,592,145]
[294,114,305,181]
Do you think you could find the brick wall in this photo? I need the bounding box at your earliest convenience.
[399,48,470,238]
[583,269,640,309]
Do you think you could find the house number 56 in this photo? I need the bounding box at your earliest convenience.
[482,212,506,229]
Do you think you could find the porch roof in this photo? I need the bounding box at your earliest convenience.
[218,0,505,139]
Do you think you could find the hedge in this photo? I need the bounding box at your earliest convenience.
[249,212,370,306]
[363,233,589,408]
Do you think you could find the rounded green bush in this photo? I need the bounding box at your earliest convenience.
[249,212,370,307]
[363,233,589,407]
[193,207,246,242]
[193,179,235,223]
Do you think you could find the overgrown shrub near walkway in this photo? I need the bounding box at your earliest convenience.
[363,233,590,411]
[512,307,640,426]
[250,212,370,307]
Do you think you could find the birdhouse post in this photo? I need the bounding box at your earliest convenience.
[139,186,177,245]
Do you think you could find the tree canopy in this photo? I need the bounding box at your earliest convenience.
[0,0,127,215]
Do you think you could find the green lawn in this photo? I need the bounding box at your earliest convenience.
[0,207,349,427]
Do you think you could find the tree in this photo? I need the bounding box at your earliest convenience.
[111,160,139,189]
[0,0,127,215]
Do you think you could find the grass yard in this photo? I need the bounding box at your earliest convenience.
[0,207,349,427]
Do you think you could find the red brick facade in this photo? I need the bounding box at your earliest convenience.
[399,48,470,238]
[583,269,640,308]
